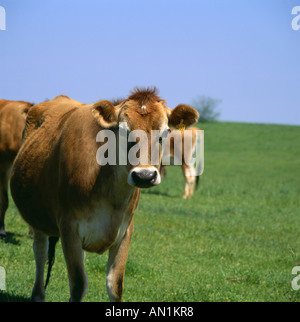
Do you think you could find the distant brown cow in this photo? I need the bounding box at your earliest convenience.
[10,88,199,302]
[160,126,204,199]
[0,99,33,239]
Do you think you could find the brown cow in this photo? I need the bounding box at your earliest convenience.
[160,126,204,199]
[0,99,33,239]
[10,88,198,302]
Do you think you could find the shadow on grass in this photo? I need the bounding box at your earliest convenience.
[0,291,30,302]
[0,232,21,246]
[142,189,175,198]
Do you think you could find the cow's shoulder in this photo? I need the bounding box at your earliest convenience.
[23,95,83,140]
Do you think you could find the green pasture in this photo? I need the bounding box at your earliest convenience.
[0,121,300,302]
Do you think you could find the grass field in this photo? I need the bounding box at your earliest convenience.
[0,121,300,302]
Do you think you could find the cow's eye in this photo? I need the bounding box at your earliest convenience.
[159,128,170,144]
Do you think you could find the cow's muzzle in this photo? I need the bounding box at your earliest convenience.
[128,167,161,188]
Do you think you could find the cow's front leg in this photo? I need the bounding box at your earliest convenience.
[31,230,49,302]
[182,164,196,199]
[60,224,88,302]
[106,219,134,302]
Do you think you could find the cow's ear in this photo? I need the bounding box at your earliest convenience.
[91,100,118,128]
[168,104,199,128]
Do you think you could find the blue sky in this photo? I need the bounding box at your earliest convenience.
[0,0,299,125]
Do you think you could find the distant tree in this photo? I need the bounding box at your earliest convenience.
[192,95,221,123]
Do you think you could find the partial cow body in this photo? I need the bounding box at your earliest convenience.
[161,126,203,199]
[0,99,33,238]
[10,88,198,302]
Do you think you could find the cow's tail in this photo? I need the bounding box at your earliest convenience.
[45,236,59,289]
[196,172,200,189]
[195,129,204,190]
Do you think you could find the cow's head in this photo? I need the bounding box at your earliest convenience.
[91,87,199,188]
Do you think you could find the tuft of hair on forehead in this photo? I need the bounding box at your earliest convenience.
[128,86,162,105]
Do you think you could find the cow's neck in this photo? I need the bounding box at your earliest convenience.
[113,165,135,202]
[95,164,136,211]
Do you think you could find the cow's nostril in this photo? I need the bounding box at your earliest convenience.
[131,169,157,187]
[131,171,139,182]
[150,171,157,184]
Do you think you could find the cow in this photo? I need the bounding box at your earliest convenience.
[0,99,33,239]
[160,126,204,199]
[10,88,199,302]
